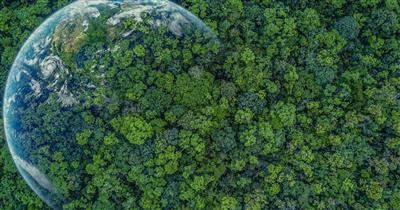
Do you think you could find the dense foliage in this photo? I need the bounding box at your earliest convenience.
[1,0,400,210]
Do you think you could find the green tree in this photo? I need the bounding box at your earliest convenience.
[111,116,153,145]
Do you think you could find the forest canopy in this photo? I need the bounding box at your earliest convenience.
[1,0,400,210]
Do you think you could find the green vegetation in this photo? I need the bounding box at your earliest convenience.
[111,116,153,145]
[1,0,400,210]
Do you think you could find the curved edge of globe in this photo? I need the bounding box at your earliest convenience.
[2,1,222,209]
[2,2,86,210]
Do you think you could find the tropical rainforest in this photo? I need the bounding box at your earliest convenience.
[1,0,400,210]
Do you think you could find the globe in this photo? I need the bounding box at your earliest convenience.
[3,0,221,209]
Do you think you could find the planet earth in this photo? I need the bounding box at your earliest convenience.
[3,0,221,209]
